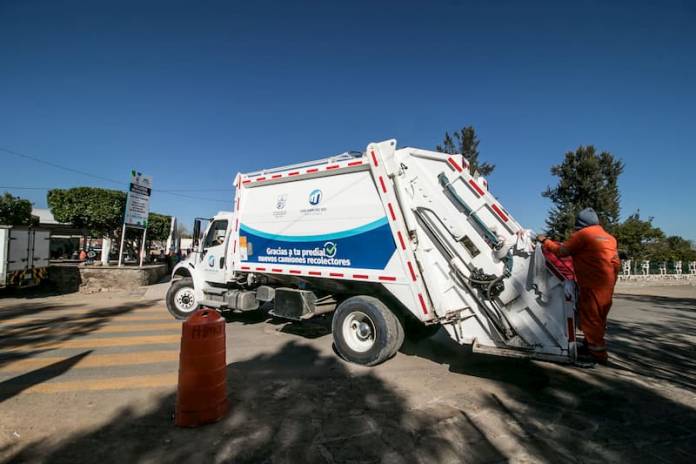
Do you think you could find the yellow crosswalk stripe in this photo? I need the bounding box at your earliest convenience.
[19,372,179,394]
[4,312,173,326]
[6,334,181,352]
[0,350,180,374]
[3,322,180,337]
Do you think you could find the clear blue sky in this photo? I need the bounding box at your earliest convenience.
[1,0,694,239]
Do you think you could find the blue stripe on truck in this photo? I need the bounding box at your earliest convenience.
[239,217,396,270]
[239,216,388,242]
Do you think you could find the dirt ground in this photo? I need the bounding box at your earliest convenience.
[0,283,694,463]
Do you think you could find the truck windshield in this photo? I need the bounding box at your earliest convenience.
[203,220,228,248]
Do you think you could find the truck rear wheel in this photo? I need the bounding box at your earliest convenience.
[332,296,404,366]
[166,278,199,320]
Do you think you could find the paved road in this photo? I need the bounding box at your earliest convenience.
[0,284,694,463]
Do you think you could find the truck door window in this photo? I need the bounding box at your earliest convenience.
[203,220,228,248]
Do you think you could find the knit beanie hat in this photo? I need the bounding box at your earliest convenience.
[575,208,599,230]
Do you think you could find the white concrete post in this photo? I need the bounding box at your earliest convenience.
[118,224,127,267]
[101,237,112,266]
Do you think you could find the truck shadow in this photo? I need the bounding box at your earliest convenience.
[5,341,506,464]
[7,339,696,463]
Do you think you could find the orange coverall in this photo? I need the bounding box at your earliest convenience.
[543,225,620,362]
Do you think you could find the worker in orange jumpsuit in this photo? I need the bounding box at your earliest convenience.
[537,208,620,365]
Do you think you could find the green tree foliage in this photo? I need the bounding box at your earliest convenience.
[436,126,495,176]
[613,212,664,260]
[647,235,696,262]
[146,212,172,242]
[543,146,624,239]
[48,187,126,238]
[0,192,33,226]
[613,212,696,263]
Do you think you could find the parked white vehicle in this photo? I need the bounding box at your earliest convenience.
[167,140,578,365]
[0,226,50,289]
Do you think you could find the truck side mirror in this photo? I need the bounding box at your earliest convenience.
[192,219,202,252]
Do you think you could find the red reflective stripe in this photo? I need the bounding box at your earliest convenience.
[307,168,319,173]
[468,179,485,197]
[242,179,251,184]
[308,271,322,276]
[256,177,266,181]
[353,274,369,279]
[418,294,428,315]
[241,266,250,270]
[397,231,406,250]
[326,164,339,170]
[371,150,379,166]
[272,174,282,179]
[255,267,266,271]
[236,198,239,210]
[272,268,283,273]
[387,203,396,221]
[329,272,344,277]
[233,240,237,253]
[289,270,302,274]
[447,157,463,172]
[347,161,363,166]
[407,261,417,281]
[378,276,396,282]
[288,171,300,176]
[491,204,509,222]
[567,317,576,342]
[379,176,387,193]
[235,219,239,231]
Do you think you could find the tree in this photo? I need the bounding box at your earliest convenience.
[647,235,696,263]
[0,192,33,226]
[146,212,172,242]
[436,126,495,176]
[543,146,624,239]
[47,187,126,238]
[613,212,664,260]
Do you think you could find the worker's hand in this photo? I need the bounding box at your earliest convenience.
[536,234,547,243]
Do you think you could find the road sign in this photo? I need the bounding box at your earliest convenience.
[124,171,153,227]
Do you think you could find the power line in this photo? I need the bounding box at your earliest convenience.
[0,146,124,185]
[0,185,231,204]
[0,147,234,203]
[0,186,54,190]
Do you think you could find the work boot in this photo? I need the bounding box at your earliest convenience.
[574,353,596,368]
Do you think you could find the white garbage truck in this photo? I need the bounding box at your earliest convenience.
[167,140,578,365]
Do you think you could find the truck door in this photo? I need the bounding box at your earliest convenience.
[31,229,50,270]
[8,229,29,274]
[199,218,230,285]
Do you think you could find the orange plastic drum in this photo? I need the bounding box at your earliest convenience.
[175,308,229,427]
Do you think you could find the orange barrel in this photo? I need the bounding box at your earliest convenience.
[175,308,229,427]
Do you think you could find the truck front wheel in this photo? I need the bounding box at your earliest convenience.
[332,296,404,366]
[166,278,199,320]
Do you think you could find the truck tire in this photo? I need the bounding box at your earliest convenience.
[166,278,199,320]
[332,296,404,366]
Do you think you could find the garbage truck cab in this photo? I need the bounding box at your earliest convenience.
[167,139,578,366]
